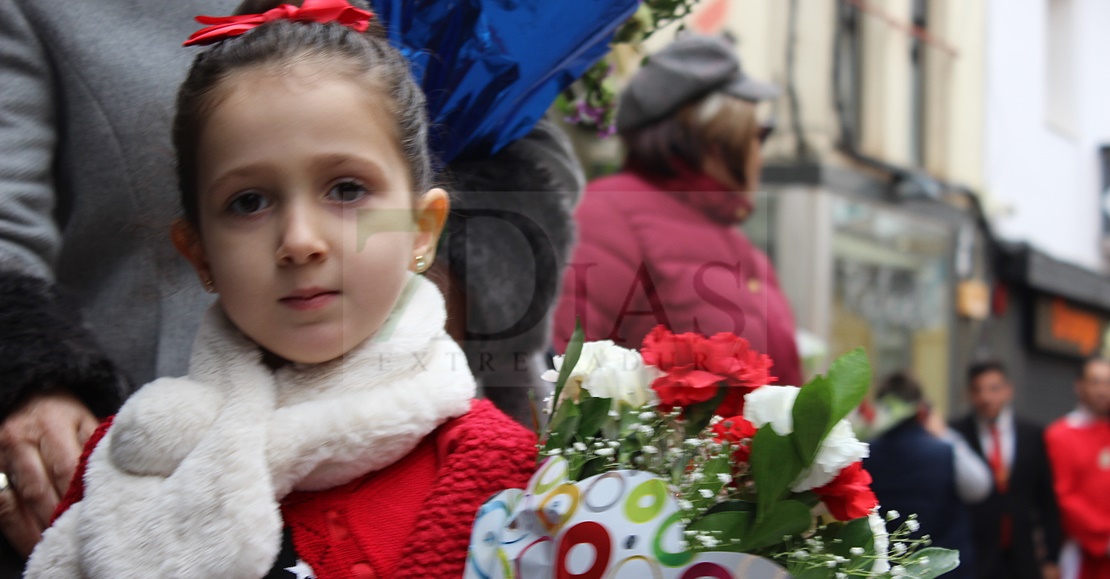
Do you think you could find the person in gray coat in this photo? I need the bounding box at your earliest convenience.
[0,1,233,564]
[0,0,580,569]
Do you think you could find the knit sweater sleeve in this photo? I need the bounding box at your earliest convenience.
[395,399,537,578]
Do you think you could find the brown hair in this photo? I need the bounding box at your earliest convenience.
[173,0,433,225]
[967,359,1008,386]
[620,92,758,185]
[876,371,925,406]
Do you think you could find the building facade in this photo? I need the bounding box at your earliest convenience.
[566,0,1110,423]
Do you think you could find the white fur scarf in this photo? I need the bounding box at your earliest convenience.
[26,275,476,578]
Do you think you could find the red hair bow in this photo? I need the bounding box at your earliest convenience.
[184,0,374,47]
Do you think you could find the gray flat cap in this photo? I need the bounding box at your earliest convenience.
[616,34,780,132]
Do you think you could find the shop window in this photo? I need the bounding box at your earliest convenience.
[829,198,954,414]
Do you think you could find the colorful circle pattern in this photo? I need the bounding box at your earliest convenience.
[465,457,790,579]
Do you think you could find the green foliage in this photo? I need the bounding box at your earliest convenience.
[687,510,753,548]
[561,0,704,135]
[825,348,871,430]
[550,321,584,414]
[743,500,811,551]
[792,376,833,464]
[749,426,804,518]
[684,384,728,434]
[903,548,960,578]
[686,452,732,511]
[576,394,611,439]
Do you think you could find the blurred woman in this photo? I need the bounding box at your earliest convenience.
[552,33,801,386]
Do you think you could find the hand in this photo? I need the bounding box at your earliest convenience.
[0,391,98,556]
[1042,562,1061,579]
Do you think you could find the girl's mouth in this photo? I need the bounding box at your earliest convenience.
[279,289,340,311]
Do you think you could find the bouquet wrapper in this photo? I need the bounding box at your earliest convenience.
[375,0,639,162]
[465,456,791,578]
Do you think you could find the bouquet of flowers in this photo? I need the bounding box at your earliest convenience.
[465,325,960,578]
[558,0,705,136]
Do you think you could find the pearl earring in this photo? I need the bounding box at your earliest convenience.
[413,255,430,273]
[204,278,216,293]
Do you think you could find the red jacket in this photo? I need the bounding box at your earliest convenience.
[1045,415,1110,579]
[56,399,537,578]
[552,170,802,386]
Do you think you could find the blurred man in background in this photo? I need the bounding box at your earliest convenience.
[952,360,1061,579]
[865,371,991,579]
[1046,358,1110,579]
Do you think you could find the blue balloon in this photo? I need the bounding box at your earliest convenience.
[375,0,639,162]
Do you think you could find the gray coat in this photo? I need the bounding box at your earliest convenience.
[0,0,232,414]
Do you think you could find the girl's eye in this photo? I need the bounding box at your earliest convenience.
[227,191,270,215]
[327,180,370,203]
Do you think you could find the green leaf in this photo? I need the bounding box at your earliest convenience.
[749,426,804,518]
[683,382,728,435]
[542,401,580,453]
[825,349,872,429]
[811,517,874,574]
[814,517,874,572]
[576,395,612,439]
[791,376,832,465]
[789,567,831,579]
[832,517,874,554]
[903,547,961,579]
[687,453,732,511]
[550,321,585,419]
[701,500,757,516]
[578,456,608,480]
[686,510,753,552]
[742,500,811,551]
[545,387,576,435]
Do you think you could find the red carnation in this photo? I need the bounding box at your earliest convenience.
[642,327,720,409]
[711,415,758,463]
[702,332,776,416]
[641,326,705,372]
[813,461,878,521]
[641,326,775,417]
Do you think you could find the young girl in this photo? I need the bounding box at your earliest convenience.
[25,0,537,576]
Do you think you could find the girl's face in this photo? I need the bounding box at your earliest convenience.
[173,66,447,364]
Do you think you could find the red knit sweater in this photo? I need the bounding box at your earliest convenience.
[56,399,537,578]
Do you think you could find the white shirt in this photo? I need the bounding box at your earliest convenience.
[941,429,992,504]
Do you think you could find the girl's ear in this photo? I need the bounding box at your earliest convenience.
[170,219,215,291]
[412,188,449,265]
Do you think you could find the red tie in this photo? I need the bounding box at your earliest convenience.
[989,423,1012,548]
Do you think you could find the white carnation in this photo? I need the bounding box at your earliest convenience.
[743,385,800,436]
[791,420,870,491]
[545,341,658,410]
[742,386,869,492]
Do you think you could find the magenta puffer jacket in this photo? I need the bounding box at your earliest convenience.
[552,169,802,387]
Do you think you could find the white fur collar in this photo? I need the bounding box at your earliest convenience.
[27,275,475,578]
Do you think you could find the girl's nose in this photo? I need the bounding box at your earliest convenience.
[276,204,329,266]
